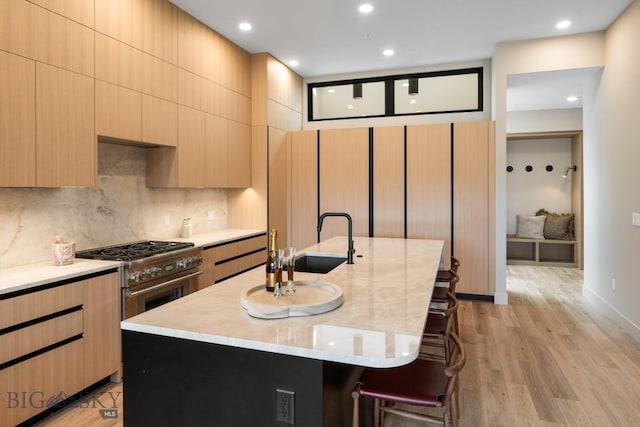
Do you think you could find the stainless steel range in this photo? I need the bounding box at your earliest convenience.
[76,241,202,319]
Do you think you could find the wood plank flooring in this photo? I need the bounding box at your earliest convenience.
[34,266,640,426]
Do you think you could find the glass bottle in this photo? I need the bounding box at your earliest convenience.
[265,229,278,292]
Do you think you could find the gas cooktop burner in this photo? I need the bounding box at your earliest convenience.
[76,241,195,261]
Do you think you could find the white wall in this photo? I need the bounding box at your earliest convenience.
[583,0,640,340]
[506,138,573,234]
[493,31,606,304]
[507,109,582,134]
[0,143,229,269]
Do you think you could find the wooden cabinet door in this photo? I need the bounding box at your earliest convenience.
[0,50,36,187]
[177,105,205,187]
[204,113,228,187]
[453,121,494,295]
[373,126,405,238]
[199,247,216,290]
[268,127,288,243]
[142,94,177,147]
[95,79,142,143]
[83,272,121,386]
[36,63,95,187]
[0,340,84,426]
[406,124,452,252]
[318,128,370,240]
[227,120,251,188]
[290,130,318,250]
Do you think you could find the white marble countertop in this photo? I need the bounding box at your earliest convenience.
[0,259,121,296]
[121,236,444,368]
[171,228,265,248]
[0,228,265,297]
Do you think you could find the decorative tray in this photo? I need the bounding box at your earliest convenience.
[240,280,344,319]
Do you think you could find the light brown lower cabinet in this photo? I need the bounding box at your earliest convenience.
[199,234,267,290]
[0,270,121,426]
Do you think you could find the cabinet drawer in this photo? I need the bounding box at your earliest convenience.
[0,339,84,427]
[211,235,266,263]
[0,281,83,330]
[213,251,265,282]
[0,309,83,366]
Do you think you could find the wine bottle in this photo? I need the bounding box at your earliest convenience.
[265,228,277,292]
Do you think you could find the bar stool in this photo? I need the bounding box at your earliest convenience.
[420,292,458,363]
[430,269,459,305]
[352,331,466,427]
[432,256,460,301]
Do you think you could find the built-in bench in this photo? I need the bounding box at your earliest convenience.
[506,235,577,267]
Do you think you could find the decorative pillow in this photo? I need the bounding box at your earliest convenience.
[535,209,575,240]
[515,215,546,239]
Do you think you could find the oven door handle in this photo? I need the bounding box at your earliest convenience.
[125,271,202,297]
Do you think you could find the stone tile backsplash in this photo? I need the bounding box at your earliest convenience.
[0,142,228,269]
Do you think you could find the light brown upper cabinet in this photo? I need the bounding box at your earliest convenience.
[453,121,495,295]
[226,121,252,188]
[0,0,94,77]
[203,115,251,188]
[95,0,178,65]
[142,94,177,147]
[95,80,142,143]
[0,50,36,187]
[204,114,228,187]
[36,63,95,187]
[29,0,95,28]
[147,105,206,188]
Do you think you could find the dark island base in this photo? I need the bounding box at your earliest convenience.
[122,331,371,427]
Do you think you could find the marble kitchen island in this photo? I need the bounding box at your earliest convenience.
[121,236,444,427]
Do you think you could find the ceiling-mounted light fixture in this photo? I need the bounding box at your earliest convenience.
[353,83,363,99]
[562,165,577,178]
[408,78,419,96]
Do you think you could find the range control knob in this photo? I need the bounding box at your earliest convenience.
[176,259,187,269]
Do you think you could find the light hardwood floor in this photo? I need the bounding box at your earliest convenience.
[35,266,640,426]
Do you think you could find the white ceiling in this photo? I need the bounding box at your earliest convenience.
[169,0,630,111]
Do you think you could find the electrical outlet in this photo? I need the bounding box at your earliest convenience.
[207,210,215,221]
[612,278,616,291]
[163,215,170,226]
[276,389,295,424]
[632,212,640,227]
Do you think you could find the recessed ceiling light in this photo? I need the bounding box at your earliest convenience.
[347,104,354,109]
[567,95,579,102]
[288,60,299,67]
[410,99,417,104]
[383,49,394,56]
[238,22,252,31]
[328,89,335,93]
[556,20,571,30]
[359,4,373,14]
[402,82,409,87]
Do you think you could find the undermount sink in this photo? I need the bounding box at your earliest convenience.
[294,254,347,274]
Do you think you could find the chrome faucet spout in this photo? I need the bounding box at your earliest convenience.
[317,212,355,264]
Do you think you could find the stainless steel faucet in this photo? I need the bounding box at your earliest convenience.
[317,212,355,264]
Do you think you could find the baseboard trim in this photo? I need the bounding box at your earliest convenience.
[582,285,640,344]
[493,291,509,305]
[456,293,494,302]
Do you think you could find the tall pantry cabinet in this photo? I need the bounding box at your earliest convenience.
[286,122,495,297]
